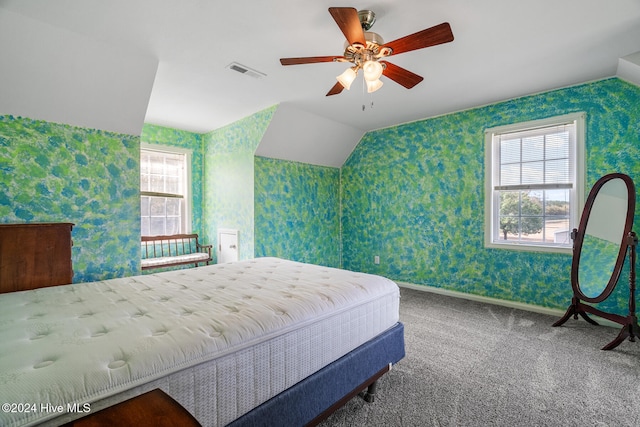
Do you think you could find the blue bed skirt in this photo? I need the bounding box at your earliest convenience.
[229,322,405,426]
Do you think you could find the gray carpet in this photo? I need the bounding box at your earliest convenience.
[321,287,640,427]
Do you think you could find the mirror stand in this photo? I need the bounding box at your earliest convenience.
[602,231,638,350]
[553,173,637,350]
[554,231,638,350]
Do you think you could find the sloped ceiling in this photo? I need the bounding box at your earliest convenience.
[0,8,158,136]
[256,103,364,168]
[1,1,640,167]
[617,51,640,87]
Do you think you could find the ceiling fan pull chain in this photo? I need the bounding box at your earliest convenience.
[362,75,366,111]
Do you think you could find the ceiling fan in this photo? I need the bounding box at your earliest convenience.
[280,7,454,96]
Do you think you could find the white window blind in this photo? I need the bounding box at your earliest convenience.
[496,124,572,191]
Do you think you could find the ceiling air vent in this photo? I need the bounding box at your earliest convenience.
[226,62,266,79]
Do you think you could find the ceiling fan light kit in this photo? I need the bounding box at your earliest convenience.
[363,60,383,81]
[279,7,454,97]
[336,66,358,90]
[366,78,383,93]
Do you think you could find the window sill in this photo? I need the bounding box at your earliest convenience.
[485,241,572,255]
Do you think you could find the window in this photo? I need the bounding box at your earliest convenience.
[140,144,192,236]
[485,113,585,253]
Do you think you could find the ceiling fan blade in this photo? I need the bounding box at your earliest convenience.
[280,56,343,66]
[328,7,366,46]
[383,22,454,55]
[326,81,345,96]
[380,61,424,89]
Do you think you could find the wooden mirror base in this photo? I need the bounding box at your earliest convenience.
[553,297,639,350]
[554,232,638,351]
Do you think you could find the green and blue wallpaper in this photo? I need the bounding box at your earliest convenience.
[203,106,276,261]
[0,115,140,282]
[254,156,341,268]
[341,77,640,314]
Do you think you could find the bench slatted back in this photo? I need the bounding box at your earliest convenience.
[141,234,200,260]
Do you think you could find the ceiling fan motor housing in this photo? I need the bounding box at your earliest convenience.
[358,10,376,30]
[341,10,390,66]
[343,31,390,67]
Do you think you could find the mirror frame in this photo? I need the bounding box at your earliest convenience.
[571,173,636,303]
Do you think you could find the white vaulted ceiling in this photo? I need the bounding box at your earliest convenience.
[1,0,640,166]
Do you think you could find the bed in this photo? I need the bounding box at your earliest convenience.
[0,257,404,426]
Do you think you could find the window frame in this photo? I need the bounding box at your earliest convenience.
[484,112,586,254]
[140,143,193,236]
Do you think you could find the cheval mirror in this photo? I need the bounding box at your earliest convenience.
[553,173,638,350]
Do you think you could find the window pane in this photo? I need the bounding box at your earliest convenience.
[521,135,544,162]
[521,161,544,185]
[166,218,180,235]
[519,191,544,240]
[150,154,164,174]
[521,217,543,238]
[548,218,571,244]
[165,176,180,194]
[149,197,166,215]
[165,158,181,176]
[142,196,183,236]
[546,132,569,159]
[545,159,569,183]
[498,125,572,187]
[498,191,520,241]
[500,138,521,164]
[141,196,150,216]
[166,198,181,216]
[545,189,570,217]
[140,153,150,174]
[150,218,165,236]
[140,173,150,192]
[498,191,518,213]
[521,191,542,216]
[149,174,164,192]
[500,163,521,186]
[495,186,572,245]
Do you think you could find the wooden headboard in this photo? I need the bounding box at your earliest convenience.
[0,223,74,293]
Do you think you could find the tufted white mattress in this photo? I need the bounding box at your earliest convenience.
[0,257,399,426]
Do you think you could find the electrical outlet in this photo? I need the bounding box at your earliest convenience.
[374,255,380,265]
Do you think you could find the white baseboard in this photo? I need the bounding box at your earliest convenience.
[396,281,619,328]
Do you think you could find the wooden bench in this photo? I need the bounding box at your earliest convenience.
[141,234,212,270]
